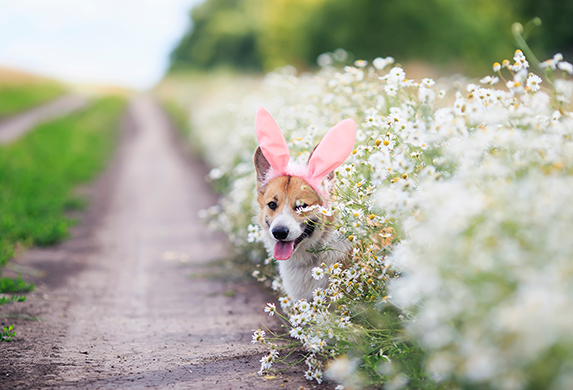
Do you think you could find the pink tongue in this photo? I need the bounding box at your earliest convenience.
[274,241,295,260]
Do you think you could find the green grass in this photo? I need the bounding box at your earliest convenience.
[0,82,66,119]
[0,276,34,293]
[160,99,204,155]
[161,99,191,136]
[1,324,15,341]
[0,96,126,276]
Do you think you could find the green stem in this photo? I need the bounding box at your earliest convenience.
[512,21,553,86]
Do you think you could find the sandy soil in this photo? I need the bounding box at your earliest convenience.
[0,96,332,389]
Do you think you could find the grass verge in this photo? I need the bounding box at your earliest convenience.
[0,82,66,119]
[0,96,127,275]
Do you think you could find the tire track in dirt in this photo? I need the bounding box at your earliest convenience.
[0,96,330,389]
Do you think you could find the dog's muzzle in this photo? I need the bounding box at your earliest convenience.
[272,222,316,260]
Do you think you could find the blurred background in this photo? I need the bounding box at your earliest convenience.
[169,0,573,75]
[0,0,572,91]
[0,0,201,90]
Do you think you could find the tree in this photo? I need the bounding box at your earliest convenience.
[170,0,262,71]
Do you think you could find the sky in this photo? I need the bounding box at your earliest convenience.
[0,0,204,90]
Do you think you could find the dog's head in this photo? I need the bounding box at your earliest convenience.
[253,107,356,260]
[254,147,333,260]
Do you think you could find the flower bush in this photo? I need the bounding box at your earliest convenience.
[180,43,573,389]
[388,52,573,389]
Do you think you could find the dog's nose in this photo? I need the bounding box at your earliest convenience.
[272,226,289,240]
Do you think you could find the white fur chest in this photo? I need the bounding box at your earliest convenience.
[264,231,350,302]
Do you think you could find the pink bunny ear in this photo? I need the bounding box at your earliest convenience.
[308,119,356,181]
[255,107,290,173]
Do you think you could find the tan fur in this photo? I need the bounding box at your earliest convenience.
[254,147,350,301]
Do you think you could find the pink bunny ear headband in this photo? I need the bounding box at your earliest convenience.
[255,107,357,201]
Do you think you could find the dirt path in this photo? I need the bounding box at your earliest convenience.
[0,94,88,144]
[0,96,330,389]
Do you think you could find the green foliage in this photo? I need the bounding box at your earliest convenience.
[0,276,34,293]
[0,295,26,306]
[0,239,14,269]
[170,0,524,73]
[258,0,515,72]
[0,82,66,119]
[161,100,190,137]
[0,97,126,275]
[170,0,262,71]
[349,307,425,386]
[1,324,15,342]
[512,0,573,60]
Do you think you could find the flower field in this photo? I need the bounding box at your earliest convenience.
[162,40,573,389]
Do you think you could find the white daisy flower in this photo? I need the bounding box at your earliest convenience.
[289,326,304,339]
[278,296,291,310]
[421,78,435,87]
[252,329,265,344]
[329,263,343,275]
[526,74,542,92]
[317,206,333,216]
[289,314,305,326]
[296,204,319,214]
[557,61,573,74]
[480,75,499,85]
[311,267,325,280]
[264,303,276,316]
[297,299,311,312]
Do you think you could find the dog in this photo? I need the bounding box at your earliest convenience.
[253,107,356,302]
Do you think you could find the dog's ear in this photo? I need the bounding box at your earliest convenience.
[308,144,319,161]
[255,107,290,174]
[254,146,271,188]
[307,119,356,182]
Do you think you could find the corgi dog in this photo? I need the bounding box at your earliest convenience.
[253,107,356,302]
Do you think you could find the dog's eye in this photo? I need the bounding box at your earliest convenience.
[295,203,308,211]
[267,201,278,210]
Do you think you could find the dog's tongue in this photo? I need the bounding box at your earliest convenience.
[274,241,295,260]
